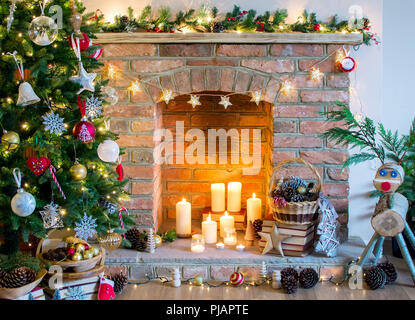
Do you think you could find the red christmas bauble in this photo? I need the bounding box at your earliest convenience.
[230,272,244,286]
[89,43,103,59]
[68,32,92,52]
[313,24,320,31]
[339,56,357,72]
[73,119,96,143]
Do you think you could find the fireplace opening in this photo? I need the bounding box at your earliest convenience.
[154,92,274,231]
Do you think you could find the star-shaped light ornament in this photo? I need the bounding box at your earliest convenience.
[258,224,291,257]
[70,63,96,95]
[106,64,119,80]
[127,80,141,96]
[219,96,232,109]
[279,80,294,96]
[188,94,201,108]
[159,89,174,104]
[309,67,324,82]
[250,91,263,106]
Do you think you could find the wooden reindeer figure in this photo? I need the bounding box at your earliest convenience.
[356,163,415,284]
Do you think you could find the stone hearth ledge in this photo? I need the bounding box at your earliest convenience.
[105,234,366,266]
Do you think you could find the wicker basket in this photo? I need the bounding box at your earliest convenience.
[0,269,47,300]
[269,158,322,225]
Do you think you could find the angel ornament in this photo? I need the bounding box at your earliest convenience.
[356,163,415,284]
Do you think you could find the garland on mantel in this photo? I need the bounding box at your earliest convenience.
[94,5,378,46]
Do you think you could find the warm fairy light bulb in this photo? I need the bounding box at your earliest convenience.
[24,183,29,188]
[107,64,118,80]
[280,80,294,95]
[6,97,12,103]
[236,30,242,34]
[127,80,141,95]
[112,190,116,194]
[21,122,29,130]
[60,209,67,215]
[106,195,110,199]
[18,33,22,37]
[309,67,324,82]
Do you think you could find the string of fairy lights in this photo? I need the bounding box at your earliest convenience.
[105,45,364,121]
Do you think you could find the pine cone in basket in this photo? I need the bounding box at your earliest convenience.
[283,187,296,202]
[364,266,387,290]
[377,262,397,285]
[283,176,307,190]
[299,268,319,289]
[291,194,307,203]
[271,188,283,198]
[0,268,6,280]
[110,272,129,294]
[0,267,35,288]
[252,219,263,239]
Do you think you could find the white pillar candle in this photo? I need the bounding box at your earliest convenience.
[176,198,191,237]
[227,182,242,212]
[247,193,262,222]
[211,183,225,212]
[202,213,217,244]
[220,211,234,238]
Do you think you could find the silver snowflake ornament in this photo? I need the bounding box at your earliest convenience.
[74,212,97,241]
[66,286,87,300]
[42,111,66,136]
[40,201,64,229]
[85,95,103,120]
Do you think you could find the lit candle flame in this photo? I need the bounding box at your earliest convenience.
[207,213,211,222]
[253,193,256,199]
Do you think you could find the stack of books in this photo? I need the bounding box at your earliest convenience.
[202,208,246,231]
[258,220,316,257]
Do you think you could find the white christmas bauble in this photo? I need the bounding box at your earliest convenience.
[11,189,36,217]
[97,139,120,163]
[28,15,58,46]
[102,86,119,106]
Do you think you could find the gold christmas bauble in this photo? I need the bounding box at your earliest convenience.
[83,250,93,260]
[72,252,82,261]
[75,243,85,253]
[70,163,87,180]
[98,229,122,253]
[91,246,100,256]
[193,275,204,286]
[154,234,162,248]
[1,131,20,150]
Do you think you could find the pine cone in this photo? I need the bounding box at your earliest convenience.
[299,268,319,289]
[281,276,298,294]
[291,194,306,203]
[212,22,224,33]
[283,187,296,202]
[271,188,283,198]
[126,228,143,247]
[0,268,6,280]
[1,267,35,288]
[110,272,128,294]
[377,262,397,285]
[134,238,148,252]
[364,266,387,290]
[119,15,129,25]
[283,176,307,190]
[281,267,299,281]
[252,219,263,239]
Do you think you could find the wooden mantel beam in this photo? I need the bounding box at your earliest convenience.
[95,32,363,44]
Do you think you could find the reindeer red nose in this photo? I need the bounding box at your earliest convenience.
[381,182,391,191]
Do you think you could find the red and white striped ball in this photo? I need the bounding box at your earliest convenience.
[230,272,244,286]
[89,43,103,59]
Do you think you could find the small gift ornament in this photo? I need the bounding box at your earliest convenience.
[27,156,51,176]
[73,96,96,143]
[7,51,40,106]
[98,277,115,300]
[338,48,357,73]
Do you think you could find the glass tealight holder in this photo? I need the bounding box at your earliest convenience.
[191,234,205,253]
[223,227,237,246]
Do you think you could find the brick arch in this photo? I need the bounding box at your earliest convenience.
[140,67,281,105]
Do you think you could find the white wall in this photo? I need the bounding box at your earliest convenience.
[82,0,415,242]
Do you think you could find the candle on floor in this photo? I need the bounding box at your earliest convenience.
[227,182,242,212]
[220,211,235,238]
[224,227,237,246]
[191,234,205,253]
[211,183,225,212]
[247,193,262,222]
[202,213,217,244]
[236,244,245,252]
[176,198,191,238]
[216,242,225,250]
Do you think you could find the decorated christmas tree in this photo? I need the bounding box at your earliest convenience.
[0,0,134,255]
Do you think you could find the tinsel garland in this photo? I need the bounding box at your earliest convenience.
[99,5,378,46]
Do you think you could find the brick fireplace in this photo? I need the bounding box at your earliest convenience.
[99,33,358,241]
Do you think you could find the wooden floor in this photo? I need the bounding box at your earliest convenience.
[116,259,415,300]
